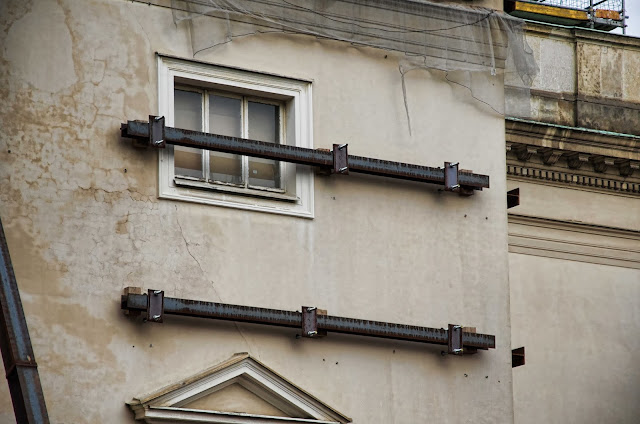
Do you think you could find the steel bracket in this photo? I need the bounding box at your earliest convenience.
[444,162,459,191]
[302,306,318,337]
[149,115,166,148]
[444,162,475,196]
[448,324,464,355]
[333,144,349,174]
[146,289,164,323]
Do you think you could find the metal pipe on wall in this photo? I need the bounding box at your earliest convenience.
[121,118,490,193]
[121,290,496,352]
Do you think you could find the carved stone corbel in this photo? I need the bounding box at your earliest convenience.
[590,156,615,173]
[616,160,639,177]
[540,149,563,166]
[513,145,537,162]
[565,153,589,169]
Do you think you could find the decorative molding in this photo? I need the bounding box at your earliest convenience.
[128,353,351,424]
[589,156,615,173]
[619,160,640,177]
[565,153,590,170]
[505,119,640,195]
[540,149,562,166]
[513,144,537,162]
[508,214,640,269]
[506,118,640,161]
[507,164,640,195]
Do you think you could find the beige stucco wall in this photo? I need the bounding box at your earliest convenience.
[510,253,640,424]
[0,0,512,423]
[507,176,640,423]
[507,180,640,232]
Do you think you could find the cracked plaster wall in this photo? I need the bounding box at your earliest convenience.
[1,0,512,423]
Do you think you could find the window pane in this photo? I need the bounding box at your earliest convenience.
[248,101,280,189]
[209,95,243,184]
[174,89,203,179]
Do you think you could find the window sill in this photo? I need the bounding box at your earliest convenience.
[159,169,314,219]
[174,178,299,202]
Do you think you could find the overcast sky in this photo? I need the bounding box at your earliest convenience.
[613,1,639,36]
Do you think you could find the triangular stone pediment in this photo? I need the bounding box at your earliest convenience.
[128,353,351,424]
[186,383,290,416]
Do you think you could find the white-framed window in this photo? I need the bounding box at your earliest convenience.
[157,55,314,218]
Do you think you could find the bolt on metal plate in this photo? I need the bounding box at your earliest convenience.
[149,115,166,148]
[444,162,459,191]
[147,289,164,323]
[333,143,349,174]
[448,324,463,355]
[302,306,318,337]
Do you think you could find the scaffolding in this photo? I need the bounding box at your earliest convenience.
[532,0,622,8]
[505,0,627,32]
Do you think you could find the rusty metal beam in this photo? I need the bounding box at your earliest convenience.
[121,290,495,351]
[121,118,490,191]
[0,217,50,424]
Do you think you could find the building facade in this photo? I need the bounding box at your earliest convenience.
[506,20,640,424]
[0,0,638,423]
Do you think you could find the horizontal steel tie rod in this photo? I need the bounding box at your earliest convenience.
[121,117,489,192]
[121,290,495,352]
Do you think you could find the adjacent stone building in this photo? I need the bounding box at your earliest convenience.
[505,19,640,424]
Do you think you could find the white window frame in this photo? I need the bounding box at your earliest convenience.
[158,55,314,218]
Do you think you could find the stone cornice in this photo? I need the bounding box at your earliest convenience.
[506,145,639,177]
[506,164,640,195]
[506,118,640,160]
[509,214,640,240]
[508,214,640,269]
[524,22,640,50]
[506,119,640,195]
